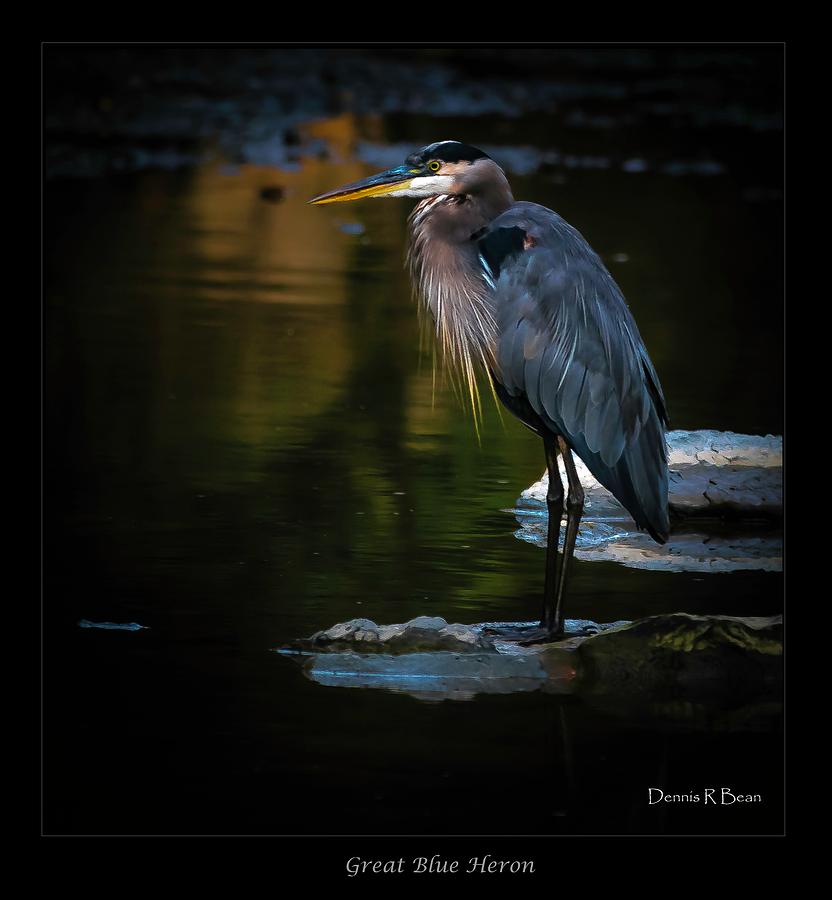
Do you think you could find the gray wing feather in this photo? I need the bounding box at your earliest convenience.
[484,202,670,542]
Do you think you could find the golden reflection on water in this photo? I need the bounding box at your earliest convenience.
[126,156,515,519]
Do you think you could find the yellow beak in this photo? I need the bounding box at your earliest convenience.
[310,165,415,204]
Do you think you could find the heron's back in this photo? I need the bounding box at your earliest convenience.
[478,202,670,542]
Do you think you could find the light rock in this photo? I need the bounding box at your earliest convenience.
[668,464,781,517]
[439,623,483,645]
[520,430,782,516]
[404,616,448,631]
[319,618,378,641]
[513,430,782,572]
[307,616,492,653]
[377,624,407,642]
[666,430,781,468]
[353,629,380,642]
[514,521,782,573]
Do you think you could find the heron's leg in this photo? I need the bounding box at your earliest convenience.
[554,436,585,627]
[542,436,565,634]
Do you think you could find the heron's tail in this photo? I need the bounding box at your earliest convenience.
[565,417,670,544]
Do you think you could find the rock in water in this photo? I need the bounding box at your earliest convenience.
[278,614,782,711]
[575,613,782,699]
[519,429,782,518]
[513,429,782,572]
[303,616,496,654]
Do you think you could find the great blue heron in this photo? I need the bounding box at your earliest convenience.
[311,140,669,640]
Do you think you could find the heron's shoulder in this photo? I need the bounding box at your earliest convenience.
[489,201,566,229]
[477,202,596,281]
[481,202,569,242]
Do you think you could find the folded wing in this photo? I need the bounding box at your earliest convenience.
[479,202,670,542]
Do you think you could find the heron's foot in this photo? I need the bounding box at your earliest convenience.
[481,623,549,642]
[482,621,600,645]
[500,622,601,646]
[481,623,562,645]
[517,627,566,647]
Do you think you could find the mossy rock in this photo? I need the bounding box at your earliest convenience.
[574,613,782,699]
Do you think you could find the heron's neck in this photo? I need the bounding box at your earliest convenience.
[407,190,511,405]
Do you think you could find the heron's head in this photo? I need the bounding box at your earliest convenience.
[310,140,504,205]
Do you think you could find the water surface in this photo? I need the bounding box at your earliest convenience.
[45,56,783,835]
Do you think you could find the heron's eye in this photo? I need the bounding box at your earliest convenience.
[428,160,441,173]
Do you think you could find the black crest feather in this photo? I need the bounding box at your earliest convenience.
[407,141,491,167]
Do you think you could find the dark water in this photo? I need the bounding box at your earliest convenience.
[45,52,783,837]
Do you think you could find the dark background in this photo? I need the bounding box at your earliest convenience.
[44,44,783,839]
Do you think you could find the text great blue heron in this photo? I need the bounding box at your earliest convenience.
[311,140,669,640]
